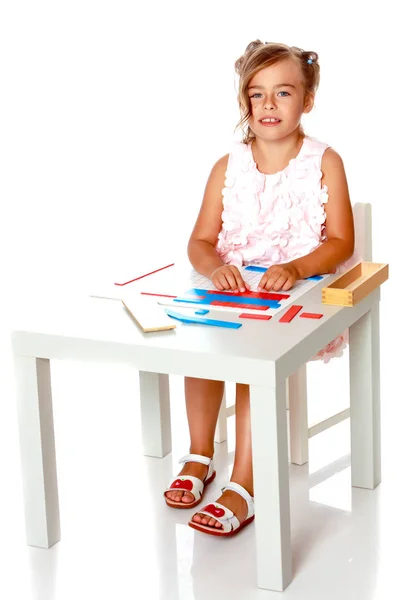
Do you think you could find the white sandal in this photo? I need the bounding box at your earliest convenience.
[164,453,216,509]
[188,481,255,536]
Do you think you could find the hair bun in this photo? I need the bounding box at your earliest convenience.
[244,39,264,54]
[302,50,319,64]
[234,39,265,75]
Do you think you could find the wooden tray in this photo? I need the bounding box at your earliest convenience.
[322,262,389,306]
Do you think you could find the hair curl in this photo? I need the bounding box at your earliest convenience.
[235,40,320,143]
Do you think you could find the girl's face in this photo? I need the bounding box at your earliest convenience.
[247,58,313,141]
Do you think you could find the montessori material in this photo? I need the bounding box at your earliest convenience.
[322,262,388,307]
[165,309,242,329]
[239,313,272,320]
[153,270,328,318]
[121,294,176,332]
[279,305,303,323]
[115,263,174,286]
[90,263,330,320]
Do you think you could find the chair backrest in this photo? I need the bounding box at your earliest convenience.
[353,202,372,262]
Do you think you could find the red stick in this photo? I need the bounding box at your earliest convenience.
[114,263,174,286]
[279,305,302,323]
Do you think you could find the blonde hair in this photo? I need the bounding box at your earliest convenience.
[235,40,320,143]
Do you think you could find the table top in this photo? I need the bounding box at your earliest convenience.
[10,274,380,385]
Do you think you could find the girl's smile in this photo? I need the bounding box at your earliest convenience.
[259,118,281,127]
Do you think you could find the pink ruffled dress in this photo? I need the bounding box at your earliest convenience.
[215,135,359,362]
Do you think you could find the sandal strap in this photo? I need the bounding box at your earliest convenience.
[198,502,240,532]
[221,482,255,519]
[179,454,212,467]
[165,455,215,503]
[165,475,205,502]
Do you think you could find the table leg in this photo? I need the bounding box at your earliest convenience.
[139,372,172,458]
[288,365,309,466]
[349,303,381,489]
[14,356,60,548]
[250,382,292,591]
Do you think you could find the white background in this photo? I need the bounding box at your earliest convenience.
[0,2,398,598]
[1,0,398,292]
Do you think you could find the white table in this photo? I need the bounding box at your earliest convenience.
[11,278,381,592]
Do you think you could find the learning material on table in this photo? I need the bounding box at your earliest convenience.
[165,309,242,329]
[122,294,176,332]
[134,265,327,319]
[90,262,329,321]
[321,261,388,306]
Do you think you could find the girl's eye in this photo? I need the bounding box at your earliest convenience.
[250,93,262,99]
[277,91,289,97]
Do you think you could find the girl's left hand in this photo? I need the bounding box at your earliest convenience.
[257,263,300,292]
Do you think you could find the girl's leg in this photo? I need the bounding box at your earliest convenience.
[192,383,253,527]
[165,377,224,504]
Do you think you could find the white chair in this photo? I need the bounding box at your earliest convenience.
[215,202,372,465]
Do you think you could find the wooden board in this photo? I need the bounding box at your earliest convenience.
[322,262,389,306]
[121,294,176,332]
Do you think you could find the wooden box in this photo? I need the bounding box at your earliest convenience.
[322,262,389,306]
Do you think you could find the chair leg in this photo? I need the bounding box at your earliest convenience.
[288,364,309,465]
[215,389,228,443]
[286,379,289,410]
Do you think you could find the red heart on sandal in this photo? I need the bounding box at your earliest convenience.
[170,478,193,491]
[202,504,225,518]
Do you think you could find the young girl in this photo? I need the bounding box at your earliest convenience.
[164,40,357,536]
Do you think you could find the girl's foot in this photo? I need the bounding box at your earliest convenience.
[191,482,253,528]
[165,461,209,504]
[164,454,215,508]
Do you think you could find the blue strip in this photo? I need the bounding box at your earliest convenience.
[195,309,209,315]
[244,265,268,273]
[174,295,280,308]
[174,297,211,305]
[186,288,214,296]
[165,310,242,329]
[244,266,323,281]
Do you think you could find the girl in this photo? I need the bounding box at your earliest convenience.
[164,40,356,536]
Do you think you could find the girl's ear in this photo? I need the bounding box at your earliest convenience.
[303,93,315,114]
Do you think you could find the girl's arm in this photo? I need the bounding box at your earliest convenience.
[187,154,249,291]
[290,148,355,279]
[187,154,228,277]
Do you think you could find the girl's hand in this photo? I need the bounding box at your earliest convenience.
[210,265,250,292]
[257,263,300,292]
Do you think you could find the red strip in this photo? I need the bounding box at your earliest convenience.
[300,312,323,319]
[114,263,174,286]
[204,289,290,300]
[239,313,272,320]
[238,291,290,300]
[141,292,178,298]
[279,305,303,323]
[211,301,269,310]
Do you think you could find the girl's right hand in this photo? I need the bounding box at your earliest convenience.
[210,265,249,293]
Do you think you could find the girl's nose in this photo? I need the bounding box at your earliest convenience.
[263,97,276,110]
